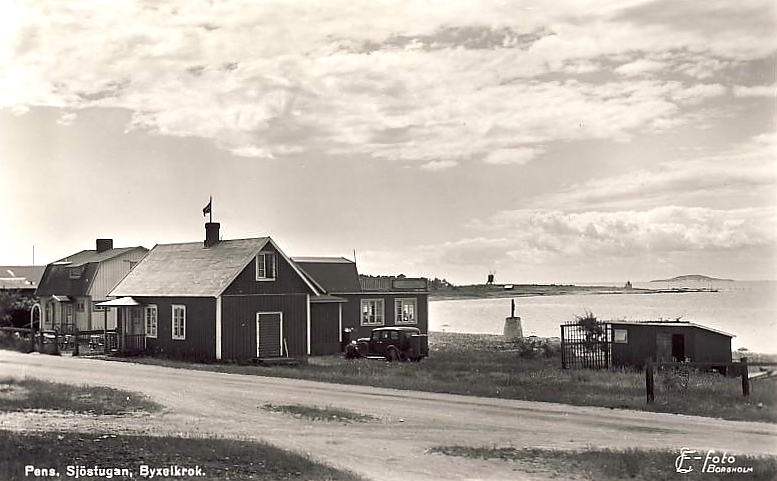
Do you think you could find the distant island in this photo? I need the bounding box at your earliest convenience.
[650,274,734,283]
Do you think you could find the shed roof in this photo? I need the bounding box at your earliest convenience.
[111,237,321,298]
[609,321,735,338]
[293,257,361,293]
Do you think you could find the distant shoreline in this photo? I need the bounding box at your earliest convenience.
[429,284,719,301]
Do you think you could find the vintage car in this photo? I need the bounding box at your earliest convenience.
[345,326,428,362]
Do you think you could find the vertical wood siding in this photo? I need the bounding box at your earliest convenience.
[223,243,313,296]
[339,293,429,340]
[221,294,308,359]
[139,297,216,360]
[611,324,731,367]
[90,248,147,301]
[310,303,341,355]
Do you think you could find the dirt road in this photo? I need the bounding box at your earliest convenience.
[1,350,775,481]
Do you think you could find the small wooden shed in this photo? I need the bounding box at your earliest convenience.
[609,321,734,368]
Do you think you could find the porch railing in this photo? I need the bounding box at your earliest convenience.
[121,334,146,353]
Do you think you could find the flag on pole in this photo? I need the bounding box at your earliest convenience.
[203,198,212,216]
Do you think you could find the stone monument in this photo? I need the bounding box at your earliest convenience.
[503,298,523,338]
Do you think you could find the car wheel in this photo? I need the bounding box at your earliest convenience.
[386,348,399,362]
[398,351,408,362]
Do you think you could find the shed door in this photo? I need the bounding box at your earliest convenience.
[256,312,282,358]
[656,333,672,363]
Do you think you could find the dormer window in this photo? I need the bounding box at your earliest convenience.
[69,267,83,279]
[256,252,277,281]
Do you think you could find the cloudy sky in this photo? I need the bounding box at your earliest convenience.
[1,0,775,284]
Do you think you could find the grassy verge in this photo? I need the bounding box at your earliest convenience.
[262,403,378,423]
[0,377,161,415]
[107,332,776,423]
[429,445,777,481]
[0,430,364,481]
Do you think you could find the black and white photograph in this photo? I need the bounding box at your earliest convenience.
[0,1,775,479]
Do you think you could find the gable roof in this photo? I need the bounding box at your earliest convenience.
[111,237,321,298]
[292,257,361,293]
[0,266,46,289]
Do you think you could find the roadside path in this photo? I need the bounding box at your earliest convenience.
[1,351,775,481]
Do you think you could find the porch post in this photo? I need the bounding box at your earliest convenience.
[215,296,222,360]
[103,307,108,354]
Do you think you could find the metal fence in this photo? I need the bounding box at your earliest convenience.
[560,321,613,369]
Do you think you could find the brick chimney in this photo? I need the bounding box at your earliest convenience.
[204,222,220,248]
[96,239,113,253]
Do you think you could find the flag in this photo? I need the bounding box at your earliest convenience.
[203,199,212,216]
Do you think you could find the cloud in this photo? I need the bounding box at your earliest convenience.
[669,83,727,104]
[474,206,777,254]
[420,160,458,171]
[732,84,777,98]
[56,112,78,126]
[1,0,773,166]
[521,133,777,213]
[365,203,777,282]
[615,59,665,76]
[482,147,544,165]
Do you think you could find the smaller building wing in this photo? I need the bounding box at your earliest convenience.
[293,257,361,293]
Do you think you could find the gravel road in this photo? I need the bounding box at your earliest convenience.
[1,350,775,481]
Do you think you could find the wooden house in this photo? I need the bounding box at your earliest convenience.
[293,259,429,343]
[610,321,734,368]
[105,223,428,361]
[35,240,148,334]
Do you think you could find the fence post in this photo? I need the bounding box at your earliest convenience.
[645,358,654,404]
[560,325,567,369]
[73,331,79,356]
[740,356,750,397]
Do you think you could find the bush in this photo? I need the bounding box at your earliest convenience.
[0,331,32,353]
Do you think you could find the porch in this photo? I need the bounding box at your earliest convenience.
[95,297,147,355]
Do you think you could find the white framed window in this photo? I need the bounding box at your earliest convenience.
[361,299,384,326]
[172,304,186,340]
[394,298,417,325]
[255,252,277,281]
[614,329,628,344]
[145,305,158,339]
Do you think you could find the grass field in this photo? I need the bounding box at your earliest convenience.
[430,445,777,481]
[108,332,777,423]
[0,431,364,481]
[0,377,161,415]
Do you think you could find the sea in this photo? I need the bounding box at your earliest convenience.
[429,281,777,354]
